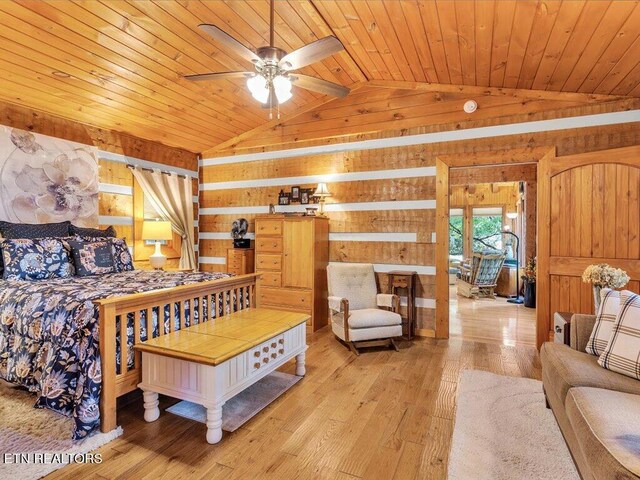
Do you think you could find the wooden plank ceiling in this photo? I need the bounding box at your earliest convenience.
[0,0,639,153]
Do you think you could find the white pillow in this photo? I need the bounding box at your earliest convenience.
[598,290,640,380]
[585,288,620,356]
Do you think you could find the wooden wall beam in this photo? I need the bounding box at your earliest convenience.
[439,146,549,167]
[366,80,631,104]
[536,148,556,349]
[435,158,450,339]
[450,164,537,185]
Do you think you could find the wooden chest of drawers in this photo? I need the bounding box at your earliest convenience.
[254,215,329,331]
[226,248,254,276]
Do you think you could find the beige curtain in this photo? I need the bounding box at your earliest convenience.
[131,167,197,271]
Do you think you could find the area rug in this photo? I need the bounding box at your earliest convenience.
[448,370,579,480]
[0,380,122,480]
[166,371,301,432]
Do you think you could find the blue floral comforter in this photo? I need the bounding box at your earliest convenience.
[0,270,233,439]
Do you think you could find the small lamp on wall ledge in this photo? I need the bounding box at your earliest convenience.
[313,182,331,215]
[142,220,173,269]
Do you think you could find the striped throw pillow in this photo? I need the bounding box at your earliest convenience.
[598,290,640,380]
[585,289,620,356]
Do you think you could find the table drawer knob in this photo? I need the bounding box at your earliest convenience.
[254,362,261,369]
[555,326,562,333]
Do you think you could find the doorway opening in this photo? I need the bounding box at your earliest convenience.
[447,167,537,347]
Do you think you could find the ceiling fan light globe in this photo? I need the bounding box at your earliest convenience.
[275,89,293,104]
[273,75,293,104]
[247,75,269,103]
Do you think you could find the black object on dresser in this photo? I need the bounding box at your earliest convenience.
[553,312,573,346]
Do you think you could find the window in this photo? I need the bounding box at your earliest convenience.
[472,207,503,252]
[449,208,464,260]
[133,178,181,262]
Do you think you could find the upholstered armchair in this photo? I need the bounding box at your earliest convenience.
[327,263,403,355]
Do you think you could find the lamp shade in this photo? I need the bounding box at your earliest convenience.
[313,182,331,198]
[142,220,173,241]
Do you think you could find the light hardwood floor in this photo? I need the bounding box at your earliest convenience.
[449,286,537,348]
[50,328,541,480]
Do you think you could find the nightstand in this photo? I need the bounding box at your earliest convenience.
[554,312,573,346]
[227,248,255,275]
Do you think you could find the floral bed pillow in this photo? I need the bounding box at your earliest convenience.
[110,238,134,272]
[77,236,134,272]
[68,240,115,276]
[1,237,74,280]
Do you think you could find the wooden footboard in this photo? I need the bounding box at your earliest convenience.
[95,273,258,432]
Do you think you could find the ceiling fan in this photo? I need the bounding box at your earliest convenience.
[185,0,350,116]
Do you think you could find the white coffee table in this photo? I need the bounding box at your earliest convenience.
[135,308,308,444]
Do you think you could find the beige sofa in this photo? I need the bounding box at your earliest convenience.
[541,314,640,480]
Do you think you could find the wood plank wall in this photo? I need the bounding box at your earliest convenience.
[199,143,438,332]
[201,101,640,336]
[0,101,199,269]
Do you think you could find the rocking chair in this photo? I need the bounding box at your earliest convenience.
[457,252,506,299]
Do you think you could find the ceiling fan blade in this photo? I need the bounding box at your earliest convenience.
[289,74,350,98]
[184,71,253,82]
[279,36,345,71]
[198,24,262,65]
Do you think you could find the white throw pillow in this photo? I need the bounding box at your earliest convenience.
[585,288,620,356]
[598,290,640,380]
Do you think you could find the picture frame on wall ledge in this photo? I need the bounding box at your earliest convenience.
[301,190,310,204]
[291,186,300,201]
[278,190,290,205]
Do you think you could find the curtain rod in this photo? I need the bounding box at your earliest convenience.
[127,164,187,179]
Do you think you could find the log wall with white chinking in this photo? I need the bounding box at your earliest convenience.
[200,94,640,338]
[0,101,199,270]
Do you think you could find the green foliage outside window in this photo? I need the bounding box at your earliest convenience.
[449,216,463,256]
[473,215,503,252]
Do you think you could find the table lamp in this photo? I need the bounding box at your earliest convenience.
[142,220,173,269]
[313,183,331,215]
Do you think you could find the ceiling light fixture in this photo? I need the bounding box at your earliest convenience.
[184,0,349,119]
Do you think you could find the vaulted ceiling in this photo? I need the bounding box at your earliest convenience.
[1,0,639,153]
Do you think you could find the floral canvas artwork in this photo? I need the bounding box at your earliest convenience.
[0,126,99,226]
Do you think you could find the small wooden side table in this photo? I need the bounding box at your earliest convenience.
[388,270,418,340]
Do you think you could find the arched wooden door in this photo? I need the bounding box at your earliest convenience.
[537,145,640,348]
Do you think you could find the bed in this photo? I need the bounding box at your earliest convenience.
[0,269,258,439]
